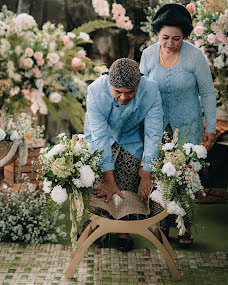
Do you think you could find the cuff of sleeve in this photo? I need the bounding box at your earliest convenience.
[205,127,216,134]
[143,163,153,172]
[101,163,115,173]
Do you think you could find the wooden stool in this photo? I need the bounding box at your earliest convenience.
[65,207,182,281]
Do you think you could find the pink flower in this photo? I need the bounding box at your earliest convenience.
[32,66,42,78]
[210,23,217,31]
[71,57,86,71]
[34,51,43,61]
[207,33,217,44]
[186,3,195,14]
[196,21,203,27]
[62,35,70,45]
[25,48,34,57]
[115,15,133,30]
[72,57,82,67]
[23,58,34,68]
[22,89,33,100]
[216,32,227,44]
[37,58,44,66]
[112,3,126,20]
[194,25,204,36]
[92,0,110,17]
[194,39,203,48]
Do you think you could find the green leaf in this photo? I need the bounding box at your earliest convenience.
[72,20,116,36]
[42,96,61,124]
[58,96,85,133]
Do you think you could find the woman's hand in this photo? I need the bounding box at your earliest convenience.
[93,170,125,203]
[139,171,153,200]
[202,132,216,151]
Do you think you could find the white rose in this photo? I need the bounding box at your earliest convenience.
[213,55,225,69]
[78,32,90,42]
[50,185,68,204]
[162,162,176,177]
[49,92,62,103]
[182,143,194,156]
[10,130,19,141]
[162,143,175,151]
[192,145,207,159]
[67,32,76,38]
[47,53,59,64]
[0,128,6,141]
[58,133,65,138]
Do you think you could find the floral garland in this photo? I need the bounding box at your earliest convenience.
[0,139,19,167]
[39,133,102,250]
[150,129,208,235]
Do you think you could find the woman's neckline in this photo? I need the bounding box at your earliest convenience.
[157,41,184,70]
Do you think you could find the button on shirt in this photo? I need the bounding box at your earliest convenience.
[84,75,163,172]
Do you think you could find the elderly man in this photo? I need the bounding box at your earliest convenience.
[84,58,163,251]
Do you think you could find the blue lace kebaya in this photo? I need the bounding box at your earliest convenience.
[140,41,216,145]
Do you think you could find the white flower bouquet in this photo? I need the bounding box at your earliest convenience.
[150,129,208,235]
[39,133,102,249]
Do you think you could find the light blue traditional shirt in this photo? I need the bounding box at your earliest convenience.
[140,41,216,145]
[84,75,163,172]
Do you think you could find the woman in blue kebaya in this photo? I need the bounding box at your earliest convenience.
[140,3,216,247]
[85,58,163,252]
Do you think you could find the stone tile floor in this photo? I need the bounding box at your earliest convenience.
[0,243,227,285]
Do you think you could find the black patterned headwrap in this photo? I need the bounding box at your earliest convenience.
[109,58,141,89]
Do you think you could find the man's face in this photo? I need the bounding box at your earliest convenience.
[110,85,138,105]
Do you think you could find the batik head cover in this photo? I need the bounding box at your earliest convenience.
[109,58,141,89]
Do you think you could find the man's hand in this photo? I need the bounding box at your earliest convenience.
[93,170,125,203]
[202,132,216,151]
[139,171,153,200]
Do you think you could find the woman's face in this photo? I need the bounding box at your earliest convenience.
[158,26,184,53]
[110,85,138,105]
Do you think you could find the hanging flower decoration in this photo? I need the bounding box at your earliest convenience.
[39,133,102,250]
[0,3,132,131]
[150,129,208,235]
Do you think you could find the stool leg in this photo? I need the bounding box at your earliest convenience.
[65,226,106,279]
[141,229,182,281]
[158,227,177,260]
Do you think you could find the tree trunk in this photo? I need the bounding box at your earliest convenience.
[17,0,23,14]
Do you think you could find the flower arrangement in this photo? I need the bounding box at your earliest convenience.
[0,180,66,244]
[150,129,208,235]
[92,0,133,30]
[187,1,228,69]
[0,4,125,132]
[0,112,45,168]
[39,133,102,249]
[186,0,228,115]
